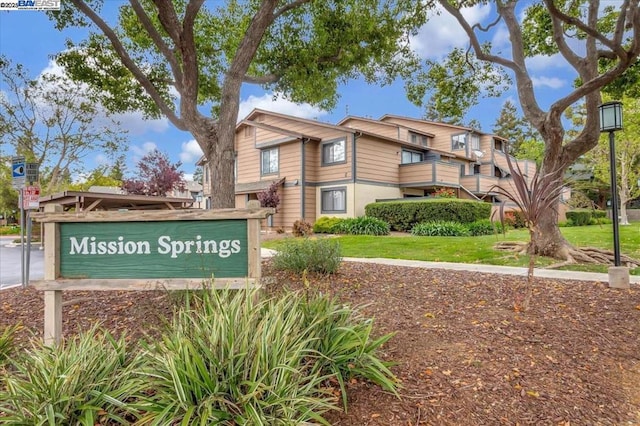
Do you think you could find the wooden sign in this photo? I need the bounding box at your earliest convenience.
[32,203,274,345]
[59,220,248,279]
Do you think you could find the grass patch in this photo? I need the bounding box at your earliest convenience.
[263,224,640,274]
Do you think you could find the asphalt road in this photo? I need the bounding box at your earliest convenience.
[0,236,44,290]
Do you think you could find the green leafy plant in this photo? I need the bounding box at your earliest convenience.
[135,288,397,425]
[333,216,390,236]
[411,221,470,236]
[0,325,143,425]
[0,324,19,366]
[467,219,503,236]
[313,216,344,233]
[272,238,342,274]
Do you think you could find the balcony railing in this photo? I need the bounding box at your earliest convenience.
[399,161,461,187]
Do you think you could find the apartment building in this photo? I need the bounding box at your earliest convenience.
[200,109,537,229]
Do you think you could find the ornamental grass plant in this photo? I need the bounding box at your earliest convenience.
[0,325,143,425]
[135,288,397,425]
[272,237,342,274]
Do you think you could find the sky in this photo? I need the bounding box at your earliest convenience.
[0,2,579,180]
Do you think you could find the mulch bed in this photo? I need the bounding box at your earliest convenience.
[2,260,640,425]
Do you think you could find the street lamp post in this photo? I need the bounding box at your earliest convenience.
[598,101,626,288]
[598,101,623,266]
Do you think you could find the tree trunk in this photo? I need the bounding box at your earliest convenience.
[189,119,235,209]
[619,192,629,226]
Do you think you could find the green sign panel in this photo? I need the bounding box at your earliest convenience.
[59,220,248,279]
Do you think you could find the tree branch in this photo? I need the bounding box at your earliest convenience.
[129,0,183,93]
[150,0,182,46]
[243,73,280,84]
[69,0,184,130]
[274,0,312,19]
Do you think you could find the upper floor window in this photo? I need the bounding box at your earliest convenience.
[452,133,466,150]
[410,132,428,147]
[469,133,480,151]
[322,139,346,165]
[401,149,423,164]
[204,166,209,184]
[261,147,279,175]
[494,139,504,152]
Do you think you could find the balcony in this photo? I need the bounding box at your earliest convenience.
[460,174,500,194]
[399,161,461,187]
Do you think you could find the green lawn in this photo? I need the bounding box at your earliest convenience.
[263,223,640,275]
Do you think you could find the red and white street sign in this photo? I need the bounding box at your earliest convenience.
[22,186,40,210]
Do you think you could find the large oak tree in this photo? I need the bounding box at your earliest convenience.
[419,0,640,261]
[50,0,427,208]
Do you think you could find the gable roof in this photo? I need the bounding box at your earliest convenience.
[338,115,436,138]
[380,114,508,141]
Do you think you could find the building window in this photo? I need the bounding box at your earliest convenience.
[494,139,504,152]
[469,133,480,150]
[321,187,346,213]
[410,132,428,147]
[401,149,423,164]
[452,133,466,150]
[261,147,279,175]
[473,164,481,175]
[204,166,209,184]
[322,139,346,165]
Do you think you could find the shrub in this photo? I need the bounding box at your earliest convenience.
[503,210,527,229]
[0,324,19,366]
[411,221,470,236]
[333,216,390,236]
[313,216,343,233]
[467,219,503,236]
[592,210,607,219]
[272,237,342,274]
[136,288,397,424]
[366,199,491,231]
[292,219,313,237]
[433,187,456,198]
[566,209,593,226]
[257,181,281,208]
[0,325,143,425]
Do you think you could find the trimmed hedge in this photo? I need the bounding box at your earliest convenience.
[313,216,343,233]
[566,209,591,226]
[333,216,390,236]
[365,199,491,231]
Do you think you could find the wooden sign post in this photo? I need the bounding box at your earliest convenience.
[32,202,273,345]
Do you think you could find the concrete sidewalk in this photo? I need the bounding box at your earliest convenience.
[260,249,640,285]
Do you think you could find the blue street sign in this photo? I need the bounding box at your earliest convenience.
[12,163,25,178]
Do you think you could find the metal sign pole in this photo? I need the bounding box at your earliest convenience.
[25,209,32,286]
[20,189,25,287]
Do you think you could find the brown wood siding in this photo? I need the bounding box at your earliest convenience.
[460,175,499,193]
[304,141,320,182]
[274,186,301,228]
[434,162,462,185]
[254,127,291,145]
[304,186,316,223]
[399,162,433,185]
[235,132,261,183]
[258,115,349,141]
[234,194,245,208]
[341,118,399,139]
[311,138,351,182]
[382,117,464,153]
[278,142,302,181]
[356,137,400,183]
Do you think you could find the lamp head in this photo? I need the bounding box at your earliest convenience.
[598,101,623,132]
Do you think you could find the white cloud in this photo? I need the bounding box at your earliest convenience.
[130,141,157,158]
[38,59,170,136]
[238,93,328,122]
[525,53,569,71]
[409,3,493,59]
[183,173,194,182]
[531,76,565,89]
[179,139,204,164]
[94,154,109,166]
